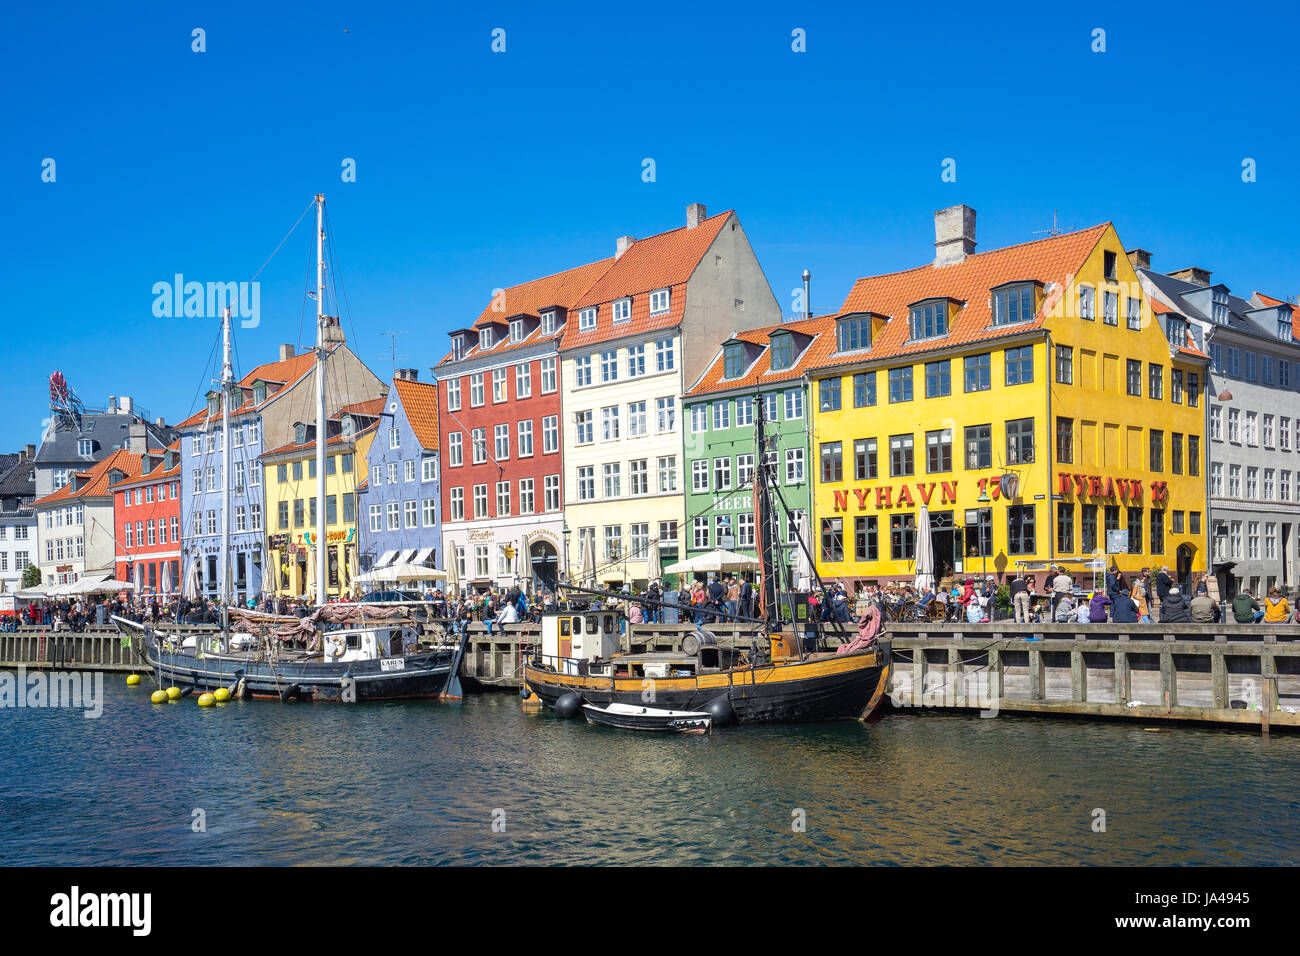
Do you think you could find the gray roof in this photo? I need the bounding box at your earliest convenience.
[0,453,36,515]
[32,413,177,467]
[1140,268,1293,346]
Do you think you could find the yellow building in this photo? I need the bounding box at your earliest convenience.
[808,206,1210,590]
[261,400,380,600]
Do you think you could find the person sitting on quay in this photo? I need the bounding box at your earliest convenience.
[1111,587,1139,624]
[1232,589,1263,624]
[1053,593,1075,623]
[1262,587,1291,624]
[1074,596,1093,624]
[1160,586,1193,623]
[1190,586,1219,623]
[1088,590,1112,623]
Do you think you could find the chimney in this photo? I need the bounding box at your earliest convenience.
[1169,267,1212,287]
[23,443,35,461]
[802,269,811,320]
[279,344,295,361]
[154,416,166,428]
[127,423,148,454]
[395,368,419,381]
[1126,249,1152,271]
[933,205,977,267]
[107,396,117,414]
[119,396,133,415]
[686,203,707,229]
[616,236,636,259]
[321,316,346,346]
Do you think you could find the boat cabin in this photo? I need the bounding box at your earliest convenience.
[322,625,419,663]
[539,611,621,674]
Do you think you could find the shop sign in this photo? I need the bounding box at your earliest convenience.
[832,481,959,513]
[1056,473,1169,503]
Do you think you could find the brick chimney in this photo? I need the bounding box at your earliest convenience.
[934,204,976,267]
[616,236,636,259]
[395,368,419,381]
[686,203,707,229]
[127,423,148,454]
[279,344,295,361]
[1169,267,1212,287]
[1126,249,1152,271]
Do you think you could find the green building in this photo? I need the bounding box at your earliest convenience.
[680,316,832,584]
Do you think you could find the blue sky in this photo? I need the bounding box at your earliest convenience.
[2,0,1297,449]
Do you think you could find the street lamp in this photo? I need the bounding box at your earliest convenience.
[562,523,571,584]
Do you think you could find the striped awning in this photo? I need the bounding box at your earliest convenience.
[397,549,417,565]
[413,547,434,566]
[375,549,396,568]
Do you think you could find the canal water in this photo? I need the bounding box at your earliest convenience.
[2,684,1296,866]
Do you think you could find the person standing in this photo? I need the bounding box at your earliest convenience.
[1051,566,1072,620]
[1010,573,1030,624]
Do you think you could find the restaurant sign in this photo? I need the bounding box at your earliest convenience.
[1056,473,1169,503]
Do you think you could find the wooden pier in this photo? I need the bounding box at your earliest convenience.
[3,619,1297,729]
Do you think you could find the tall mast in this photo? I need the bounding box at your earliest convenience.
[754,392,776,628]
[220,305,233,638]
[314,193,328,606]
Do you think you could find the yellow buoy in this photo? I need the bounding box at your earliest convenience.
[165,686,182,700]
[126,674,141,686]
[213,687,231,702]
[198,693,215,707]
[150,690,168,704]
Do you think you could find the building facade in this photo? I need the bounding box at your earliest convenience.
[682,316,830,583]
[113,446,182,597]
[559,203,782,588]
[0,447,38,593]
[32,394,174,498]
[1137,265,1300,598]
[436,259,610,594]
[808,206,1209,591]
[262,401,378,600]
[359,371,443,576]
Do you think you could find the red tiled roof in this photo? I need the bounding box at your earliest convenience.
[32,448,143,507]
[390,378,440,451]
[175,349,321,429]
[559,211,733,351]
[263,420,379,458]
[1253,292,1299,340]
[338,397,386,419]
[811,224,1111,370]
[686,314,839,398]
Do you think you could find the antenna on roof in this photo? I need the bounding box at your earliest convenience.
[1032,210,1075,238]
[379,330,408,377]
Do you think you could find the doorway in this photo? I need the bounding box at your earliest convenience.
[929,510,958,582]
[530,540,558,594]
[1176,543,1195,592]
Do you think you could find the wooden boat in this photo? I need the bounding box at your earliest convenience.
[582,702,712,734]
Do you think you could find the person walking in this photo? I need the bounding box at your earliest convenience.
[1132,578,1151,623]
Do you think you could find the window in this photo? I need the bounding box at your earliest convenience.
[388,425,400,450]
[692,459,709,493]
[474,545,489,578]
[1056,417,1074,464]
[494,423,510,460]
[1150,509,1165,556]
[1006,418,1034,464]
[764,392,779,422]
[1004,345,1033,385]
[469,373,484,406]
[422,457,436,481]
[1264,468,1275,500]
[924,360,951,398]
[1055,345,1073,384]
[516,363,532,399]
[853,516,878,561]
[837,315,871,351]
[471,428,487,464]
[473,484,488,518]
[1078,285,1095,320]
[1264,414,1275,448]
[629,459,648,496]
[723,343,745,379]
[1188,435,1200,477]
[518,419,534,457]
[509,319,523,344]
[785,388,804,420]
[1126,359,1141,396]
[448,431,463,467]
[1126,295,1141,330]
[1148,363,1163,400]
[963,353,991,392]
[964,424,991,470]
[579,307,596,331]
[1007,505,1035,554]
[404,499,418,528]
[657,457,677,493]
[1126,507,1143,554]
[655,338,675,372]
[649,289,670,314]
[574,356,593,388]
[819,377,842,411]
[541,357,557,393]
[544,475,560,511]
[1171,433,1183,474]
[404,459,416,482]
[769,333,793,370]
[853,372,876,407]
[1283,417,1293,452]
[575,411,593,445]
[1056,503,1074,553]
[1211,463,1224,496]
[625,344,647,378]
[735,398,753,427]
[1102,290,1118,325]
[693,516,710,549]
[612,298,631,323]
[450,488,464,521]
[540,310,556,335]
[820,518,844,562]
[602,463,621,498]
[712,400,731,430]
[1081,504,1097,554]
[386,501,400,530]
[479,327,494,351]
[1282,471,1293,502]
[1246,467,1258,498]
[736,454,754,488]
[855,438,878,480]
[891,514,916,560]
[603,525,622,561]
[577,466,596,501]
[601,406,620,441]
[543,415,559,453]
[890,434,915,477]
[909,300,948,339]
[820,442,843,483]
[1229,464,1241,497]
[1149,430,1163,472]
[926,429,952,473]
[496,481,511,516]
[785,449,805,484]
[714,457,733,491]
[600,350,619,383]
[888,367,913,403]
[993,285,1035,326]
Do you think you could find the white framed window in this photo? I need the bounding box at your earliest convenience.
[713,400,730,430]
[389,426,400,449]
[600,350,619,383]
[450,487,464,521]
[544,475,560,511]
[516,363,531,398]
[386,502,400,531]
[518,419,534,457]
[736,399,754,427]
[629,459,648,495]
[473,484,488,518]
[540,357,557,393]
[627,344,647,377]
[387,462,398,484]
[449,431,463,467]
[574,355,593,387]
[543,415,559,453]
[509,319,524,344]
[628,401,647,437]
[470,373,485,407]
[656,397,676,433]
[472,428,487,464]
[579,307,597,331]
[447,378,461,411]
[422,498,436,527]
[541,311,556,335]
[601,406,620,441]
[577,466,596,501]
[602,462,621,498]
[691,405,708,433]
[714,456,732,491]
[655,337,675,372]
[492,368,508,403]
[692,459,710,492]
[785,388,804,420]
[479,327,494,351]
[367,504,382,533]
[575,410,593,445]
[612,298,631,323]
[496,481,511,516]
[693,516,710,549]
[404,459,416,482]
[404,500,418,529]
[658,456,677,492]
[519,478,535,514]
[785,448,805,483]
[649,289,670,315]
[494,423,510,460]
[422,457,437,482]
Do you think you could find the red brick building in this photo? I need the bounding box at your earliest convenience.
[114,444,182,597]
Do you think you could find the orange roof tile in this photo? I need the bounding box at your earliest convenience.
[1253,292,1299,340]
[175,348,322,429]
[811,224,1111,371]
[338,398,386,419]
[686,314,840,398]
[32,448,143,507]
[390,377,440,451]
[559,212,732,351]
[263,420,379,458]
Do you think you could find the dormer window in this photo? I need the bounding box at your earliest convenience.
[479,327,494,351]
[1103,250,1118,282]
[1164,315,1189,349]
[992,284,1036,327]
[509,319,524,343]
[295,423,307,445]
[452,335,466,361]
[909,299,949,340]
[541,311,556,335]
[579,307,597,331]
[342,416,355,439]
[253,382,267,404]
[649,289,670,315]
[207,395,219,416]
[1282,317,1294,342]
[612,298,632,324]
[77,439,93,457]
[836,315,871,352]
[723,343,745,379]
[1211,289,1229,325]
[770,333,794,371]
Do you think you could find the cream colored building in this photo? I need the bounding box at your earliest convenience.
[558,204,781,587]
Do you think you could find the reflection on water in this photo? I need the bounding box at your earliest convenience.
[1,685,1296,865]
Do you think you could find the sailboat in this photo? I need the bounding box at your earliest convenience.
[114,195,467,701]
[523,386,892,725]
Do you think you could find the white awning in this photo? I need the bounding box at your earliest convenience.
[375,549,397,568]
[413,547,434,566]
[397,549,417,565]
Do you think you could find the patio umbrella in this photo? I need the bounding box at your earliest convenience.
[913,505,935,592]
[133,563,144,595]
[645,538,662,584]
[306,546,316,598]
[261,557,277,598]
[663,548,761,575]
[183,559,200,601]
[161,560,172,596]
[582,530,596,588]
[348,548,360,597]
[354,561,447,584]
[793,510,814,590]
[446,547,460,597]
